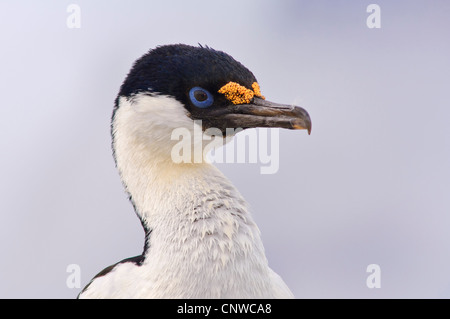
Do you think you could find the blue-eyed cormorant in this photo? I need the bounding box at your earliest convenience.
[78,44,311,298]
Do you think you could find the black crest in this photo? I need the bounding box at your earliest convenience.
[116,44,257,111]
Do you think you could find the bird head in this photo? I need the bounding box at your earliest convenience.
[112,44,311,162]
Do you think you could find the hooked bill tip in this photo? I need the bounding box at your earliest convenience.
[292,122,312,135]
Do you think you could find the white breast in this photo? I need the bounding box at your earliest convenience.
[79,94,294,298]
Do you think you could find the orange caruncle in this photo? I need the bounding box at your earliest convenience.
[218,81,265,104]
[252,82,265,100]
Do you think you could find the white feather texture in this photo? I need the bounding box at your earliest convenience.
[79,94,294,298]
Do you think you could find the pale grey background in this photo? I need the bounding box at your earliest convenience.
[1,1,449,298]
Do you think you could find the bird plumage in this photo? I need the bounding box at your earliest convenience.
[78,44,311,298]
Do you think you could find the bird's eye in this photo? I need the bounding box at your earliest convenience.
[189,87,214,108]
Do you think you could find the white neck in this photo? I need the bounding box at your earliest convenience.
[107,95,293,298]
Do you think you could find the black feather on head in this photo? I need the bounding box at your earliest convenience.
[116,44,258,112]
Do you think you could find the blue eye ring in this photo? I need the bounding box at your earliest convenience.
[189,87,214,108]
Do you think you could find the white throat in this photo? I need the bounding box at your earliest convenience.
[102,94,293,298]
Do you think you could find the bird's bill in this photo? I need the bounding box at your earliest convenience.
[209,97,312,134]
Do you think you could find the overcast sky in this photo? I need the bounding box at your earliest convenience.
[1,1,449,298]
